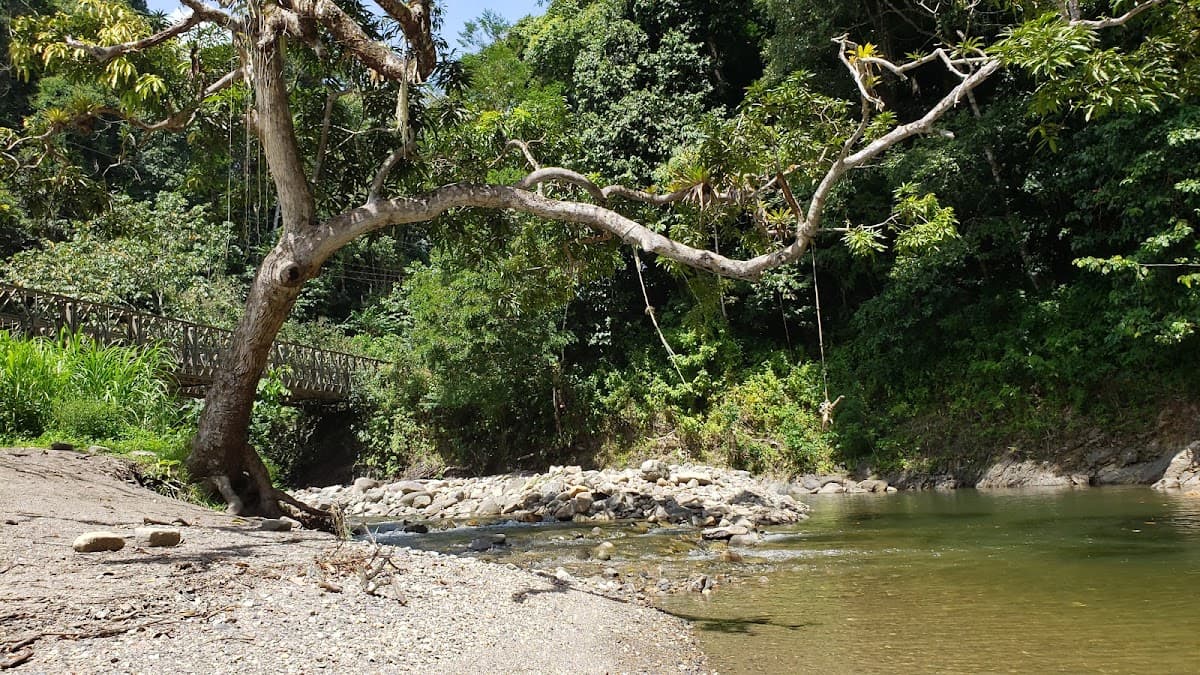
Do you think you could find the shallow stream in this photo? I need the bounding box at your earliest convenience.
[373,488,1200,673]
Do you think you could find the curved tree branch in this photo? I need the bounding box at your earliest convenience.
[1073,0,1165,29]
[373,0,437,79]
[66,14,205,64]
[312,183,812,282]
[292,0,417,82]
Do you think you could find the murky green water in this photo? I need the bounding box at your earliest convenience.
[661,489,1200,674]
[372,488,1200,673]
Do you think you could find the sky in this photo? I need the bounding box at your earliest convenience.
[143,1,545,50]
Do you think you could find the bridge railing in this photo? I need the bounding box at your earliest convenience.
[0,283,384,400]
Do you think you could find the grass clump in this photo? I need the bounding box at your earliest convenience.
[0,329,191,447]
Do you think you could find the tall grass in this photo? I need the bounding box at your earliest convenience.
[0,330,182,440]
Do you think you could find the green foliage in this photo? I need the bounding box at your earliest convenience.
[49,397,124,439]
[0,330,180,440]
[1,192,236,315]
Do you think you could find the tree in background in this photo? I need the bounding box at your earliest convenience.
[4,0,1184,515]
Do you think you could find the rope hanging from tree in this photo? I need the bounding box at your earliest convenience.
[811,246,843,429]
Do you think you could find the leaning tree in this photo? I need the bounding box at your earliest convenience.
[4,0,1177,516]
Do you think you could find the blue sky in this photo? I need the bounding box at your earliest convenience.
[143,1,544,49]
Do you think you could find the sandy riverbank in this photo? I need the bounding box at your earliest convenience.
[0,448,706,674]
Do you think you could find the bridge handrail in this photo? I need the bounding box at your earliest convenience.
[0,282,385,399]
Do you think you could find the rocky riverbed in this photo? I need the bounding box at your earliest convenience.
[291,460,816,529]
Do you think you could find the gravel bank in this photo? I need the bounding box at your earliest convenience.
[291,460,812,528]
[0,448,706,674]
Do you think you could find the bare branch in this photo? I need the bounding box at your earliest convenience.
[367,143,416,202]
[292,0,416,82]
[178,0,240,32]
[1072,0,1165,29]
[312,86,354,185]
[515,167,612,204]
[835,36,885,110]
[313,184,813,282]
[505,139,542,171]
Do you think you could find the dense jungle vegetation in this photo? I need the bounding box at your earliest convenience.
[2,0,1198,486]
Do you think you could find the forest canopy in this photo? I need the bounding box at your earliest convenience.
[1,0,1197,515]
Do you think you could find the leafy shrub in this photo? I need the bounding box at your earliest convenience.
[48,398,125,439]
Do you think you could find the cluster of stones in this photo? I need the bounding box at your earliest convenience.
[292,460,811,528]
[791,475,898,494]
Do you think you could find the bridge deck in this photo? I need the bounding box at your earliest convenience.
[0,283,382,401]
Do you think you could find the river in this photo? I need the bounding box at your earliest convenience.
[372,487,1200,673]
[661,488,1200,673]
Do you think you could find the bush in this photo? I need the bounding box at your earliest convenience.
[49,398,125,439]
[0,330,183,442]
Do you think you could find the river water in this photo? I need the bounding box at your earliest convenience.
[661,488,1200,674]
[373,488,1200,673]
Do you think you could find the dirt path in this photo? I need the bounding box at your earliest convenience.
[0,448,706,673]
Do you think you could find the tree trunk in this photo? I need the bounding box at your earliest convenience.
[186,247,305,516]
[186,29,318,517]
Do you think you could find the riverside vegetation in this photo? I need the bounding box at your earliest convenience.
[1,0,1199,503]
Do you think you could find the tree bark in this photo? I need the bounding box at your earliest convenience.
[186,29,318,517]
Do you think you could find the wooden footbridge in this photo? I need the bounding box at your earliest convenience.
[0,283,383,401]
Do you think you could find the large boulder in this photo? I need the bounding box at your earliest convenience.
[1152,442,1200,490]
[640,459,669,482]
[352,477,381,493]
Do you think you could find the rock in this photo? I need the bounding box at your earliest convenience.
[468,533,508,551]
[572,492,594,515]
[411,494,433,509]
[352,477,381,493]
[1153,442,1200,490]
[674,469,713,486]
[403,522,429,534]
[818,482,844,494]
[858,479,889,493]
[640,459,668,482]
[50,441,74,452]
[729,532,760,547]
[553,502,576,520]
[475,497,501,516]
[389,481,426,494]
[259,518,292,532]
[701,525,750,540]
[85,445,111,455]
[799,475,824,491]
[539,480,565,501]
[592,541,615,561]
[73,531,125,553]
[399,491,433,506]
[134,527,181,547]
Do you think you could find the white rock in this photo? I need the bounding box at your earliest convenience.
[134,527,181,547]
[73,531,125,553]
